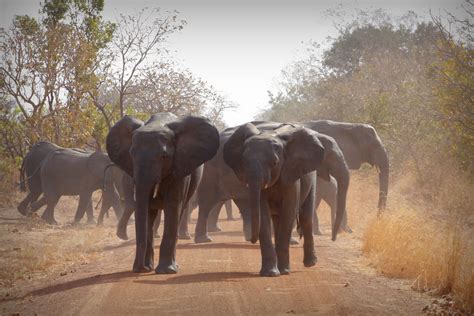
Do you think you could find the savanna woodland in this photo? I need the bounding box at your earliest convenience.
[0,0,472,314]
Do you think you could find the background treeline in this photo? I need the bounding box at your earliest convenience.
[0,0,234,188]
[261,6,473,207]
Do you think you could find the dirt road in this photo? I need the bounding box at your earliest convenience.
[1,208,432,316]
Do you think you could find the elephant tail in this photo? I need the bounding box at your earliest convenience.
[19,159,26,192]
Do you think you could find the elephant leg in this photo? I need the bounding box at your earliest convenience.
[18,190,41,215]
[86,199,96,224]
[178,205,191,240]
[207,200,224,232]
[30,196,48,213]
[156,199,182,274]
[116,204,134,240]
[300,186,317,267]
[73,193,93,224]
[275,210,294,275]
[225,200,235,220]
[259,199,279,277]
[153,209,162,238]
[98,197,111,226]
[233,198,252,241]
[145,207,158,271]
[313,188,323,235]
[195,191,219,243]
[271,215,280,243]
[41,196,59,225]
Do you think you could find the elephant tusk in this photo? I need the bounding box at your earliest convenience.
[153,184,159,199]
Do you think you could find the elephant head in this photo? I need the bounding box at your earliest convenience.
[106,114,219,210]
[223,123,326,244]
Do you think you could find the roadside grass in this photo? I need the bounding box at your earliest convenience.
[360,169,474,311]
[0,194,121,294]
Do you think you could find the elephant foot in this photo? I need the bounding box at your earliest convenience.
[42,215,58,225]
[278,267,290,275]
[290,237,299,245]
[208,225,222,233]
[304,252,318,267]
[132,264,153,273]
[17,204,28,216]
[178,232,191,240]
[260,266,280,277]
[87,218,96,225]
[155,263,178,274]
[116,229,129,241]
[194,235,213,243]
[313,228,323,236]
[342,226,353,234]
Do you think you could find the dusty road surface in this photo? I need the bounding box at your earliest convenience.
[0,204,432,316]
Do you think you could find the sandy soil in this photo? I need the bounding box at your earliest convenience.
[0,195,434,316]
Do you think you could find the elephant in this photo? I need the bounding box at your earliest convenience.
[18,142,124,225]
[26,148,124,225]
[302,120,389,233]
[106,113,219,274]
[222,122,345,276]
[194,121,350,246]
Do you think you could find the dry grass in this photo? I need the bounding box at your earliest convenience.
[361,168,474,311]
[0,193,121,294]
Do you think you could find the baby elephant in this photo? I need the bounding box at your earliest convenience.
[29,148,123,225]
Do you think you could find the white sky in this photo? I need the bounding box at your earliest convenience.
[0,0,464,126]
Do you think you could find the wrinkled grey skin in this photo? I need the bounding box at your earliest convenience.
[18,142,123,225]
[106,113,219,274]
[194,121,350,248]
[302,120,389,234]
[223,122,334,276]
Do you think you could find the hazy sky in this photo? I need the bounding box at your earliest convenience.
[0,0,464,125]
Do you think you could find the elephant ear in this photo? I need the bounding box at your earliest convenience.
[106,115,144,176]
[166,115,220,178]
[279,127,325,185]
[223,123,260,181]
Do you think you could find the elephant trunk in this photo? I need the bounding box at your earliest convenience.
[377,149,389,211]
[133,167,157,264]
[247,165,263,244]
[331,160,350,241]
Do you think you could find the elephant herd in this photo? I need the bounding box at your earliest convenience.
[17,112,389,277]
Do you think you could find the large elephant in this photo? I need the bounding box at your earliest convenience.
[222,122,344,276]
[106,113,219,274]
[302,120,389,233]
[194,121,350,246]
[18,142,124,225]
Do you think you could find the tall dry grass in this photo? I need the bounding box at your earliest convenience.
[361,165,474,311]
